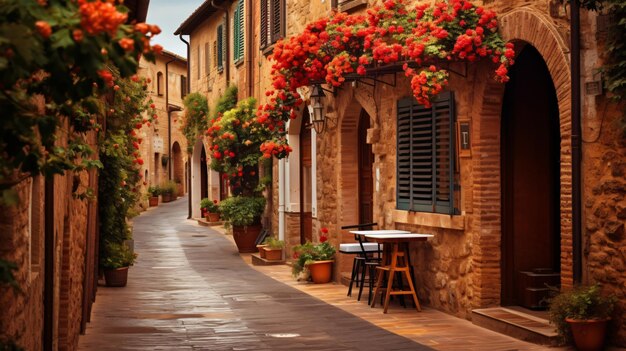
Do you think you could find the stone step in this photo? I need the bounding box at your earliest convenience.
[251,253,286,266]
[195,218,224,227]
[472,307,559,346]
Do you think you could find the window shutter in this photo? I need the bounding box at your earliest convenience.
[197,45,201,79]
[233,7,239,61]
[204,42,210,76]
[260,0,268,48]
[237,0,244,61]
[396,92,455,214]
[181,75,187,98]
[217,25,223,71]
[270,0,283,43]
[212,41,217,68]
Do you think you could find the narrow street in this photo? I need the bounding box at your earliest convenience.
[79,198,430,350]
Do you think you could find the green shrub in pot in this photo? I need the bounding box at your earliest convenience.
[218,196,266,227]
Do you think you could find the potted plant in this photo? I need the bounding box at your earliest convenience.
[263,237,285,261]
[292,228,336,283]
[548,284,616,351]
[147,186,160,207]
[219,196,266,253]
[100,242,137,287]
[200,198,220,222]
[160,181,177,203]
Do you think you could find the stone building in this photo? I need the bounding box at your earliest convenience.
[0,3,151,350]
[176,0,624,345]
[136,50,189,205]
[175,0,260,218]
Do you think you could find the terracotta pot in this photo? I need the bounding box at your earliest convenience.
[207,212,220,222]
[232,224,262,253]
[265,248,283,261]
[566,318,609,351]
[149,196,158,207]
[306,260,333,284]
[104,267,129,287]
[162,193,171,203]
[257,245,268,258]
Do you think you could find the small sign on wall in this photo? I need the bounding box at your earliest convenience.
[456,120,471,157]
[153,136,164,153]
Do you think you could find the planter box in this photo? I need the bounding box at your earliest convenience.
[205,212,220,222]
[264,248,283,261]
[104,267,129,287]
[257,245,268,258]
[149,196,159,207]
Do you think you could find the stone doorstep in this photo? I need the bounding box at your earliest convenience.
[471,307,559,346]
[195,218,225,227]
[251,253,286,266]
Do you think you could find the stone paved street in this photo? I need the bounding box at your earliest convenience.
[79,198,431,350]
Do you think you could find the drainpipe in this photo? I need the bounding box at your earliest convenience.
[165,58,175,181]
[179,34,192,219]
[278,158,286,241]
[246,0,253,97]
[212,0,230,87]
[43,177,54,351]
[571,0,582,284]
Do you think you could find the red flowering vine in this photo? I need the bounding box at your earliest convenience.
[259,0,514,159]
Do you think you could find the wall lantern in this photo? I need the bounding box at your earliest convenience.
[310,84,326,134]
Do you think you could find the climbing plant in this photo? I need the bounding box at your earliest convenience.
[0,0,161,204]
[181,92,209,152]
[256,0,514,157]
[213,84,238,119]
[98,70,155,263]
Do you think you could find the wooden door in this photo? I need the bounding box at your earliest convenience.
[358,110,374,224]
[200,146,208,200]
[501,45,560,306]
[300,110,313,243]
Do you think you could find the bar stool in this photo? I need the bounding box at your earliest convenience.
[340,222,378,299]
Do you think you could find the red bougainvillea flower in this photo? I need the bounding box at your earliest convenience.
[35,21,52,38]
[321,227,329,234]
[320,234,328,243]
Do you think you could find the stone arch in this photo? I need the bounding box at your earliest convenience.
[471,8,572,307]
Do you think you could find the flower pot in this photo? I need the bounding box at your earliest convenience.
[306,260,333,284]
[566,318,609,351]
[149,196,158,207]
[162,193,171,203]
[265,248,282,261]
[257,245,268,258]
[232,224,262,253]
[104,267,129,287]
[206,212,220,222]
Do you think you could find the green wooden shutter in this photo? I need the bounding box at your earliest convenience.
[396,92,455,214]
[233,0,244,62]
[260,0,268,48]
[217,24,223,71]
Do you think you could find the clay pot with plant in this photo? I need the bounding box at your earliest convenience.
[548,284,616,351]
[263,237,285,261]
[200,198,220,222]
[219,196,266,253]
[147,186,160,207]
[292,228,336,283]
[100,242,137,287]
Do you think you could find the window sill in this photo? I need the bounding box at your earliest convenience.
[261,44,276,56]
[393,209,465,230]
[234,58,244,67]
[338,0,368,12]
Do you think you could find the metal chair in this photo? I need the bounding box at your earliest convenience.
[340,222,379,300]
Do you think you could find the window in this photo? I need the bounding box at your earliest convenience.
[233,0,244,63]
[181,75,187,98]
[204,42,210,76]
[197,45,201,79]
[157,72,163,95]
[217,24,224,72]
[260,0,284,50]
[396,92,456,214]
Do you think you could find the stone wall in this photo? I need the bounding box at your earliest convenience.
[267,2,626,345]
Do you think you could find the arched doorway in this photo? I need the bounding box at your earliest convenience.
[358,110,374,224]
[172,142,184,195]
[191,139,208,218]
[300,109,312,244]
[501,45,561,307]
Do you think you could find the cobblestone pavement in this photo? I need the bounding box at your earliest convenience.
[79,198,431,351]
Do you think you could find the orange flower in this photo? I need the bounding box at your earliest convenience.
[72,29,84,42]
[118,38,135,51]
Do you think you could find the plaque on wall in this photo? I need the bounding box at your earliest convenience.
[456,120,471,158]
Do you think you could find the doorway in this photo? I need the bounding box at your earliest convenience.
[300,109,313,244]
[200,146,208,200]
[358,110,374,224]
[501,45,561,307]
